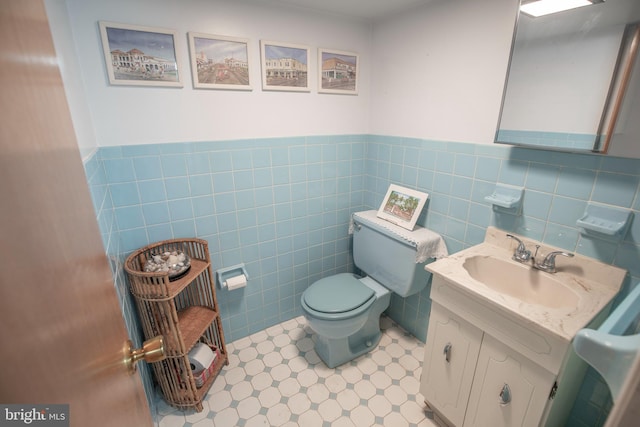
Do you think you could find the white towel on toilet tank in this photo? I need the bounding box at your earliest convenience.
[349,210,448,263]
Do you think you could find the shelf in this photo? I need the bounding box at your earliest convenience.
[167,259,209,297]
[125,238,227,412]
[177,306,217,353]
[195,352,228,401]
[126,258,210,301]
[164,351,228,411]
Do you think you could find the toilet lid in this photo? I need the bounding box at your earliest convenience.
[303,273,375,314]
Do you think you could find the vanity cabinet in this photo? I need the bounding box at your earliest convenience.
[421,226,627,426]
[422,304,556,427]
[125,238,228,412]
[420,276,579,427]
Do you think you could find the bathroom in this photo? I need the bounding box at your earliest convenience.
[6,0,639,425]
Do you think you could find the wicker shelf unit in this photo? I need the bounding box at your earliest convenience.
[125,238,228,412]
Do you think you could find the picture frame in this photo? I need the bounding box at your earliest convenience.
[377,184,428,231]
[260,40,310,92]
[318,48,358,95]
[187,32,252,90]
[99,21,183,87]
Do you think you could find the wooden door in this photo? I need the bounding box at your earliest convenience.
[0,2,153,426]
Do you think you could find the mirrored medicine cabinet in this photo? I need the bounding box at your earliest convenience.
[496,0,640,156]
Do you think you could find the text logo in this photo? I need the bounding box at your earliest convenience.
[1,405,69,426]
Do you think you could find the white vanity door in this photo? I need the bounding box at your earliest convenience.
[463,334,556,427]
[421,304,483,426]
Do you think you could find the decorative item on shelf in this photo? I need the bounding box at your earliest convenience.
[143,250,191,281]
[216,264,249,290]
[576,203,633,241]
[484,183,524,214]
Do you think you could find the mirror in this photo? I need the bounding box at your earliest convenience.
[496,0,640,153]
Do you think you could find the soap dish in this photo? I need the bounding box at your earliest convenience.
[576,203,632,240]
[484,184,524,213]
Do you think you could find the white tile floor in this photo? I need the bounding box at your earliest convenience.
[156,315,437,427]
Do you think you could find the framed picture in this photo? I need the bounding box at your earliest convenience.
[377,184,428,231]
[318,48,358,95]
[188,33,252,90]
[260,40,310,92]
[99,21,183,87]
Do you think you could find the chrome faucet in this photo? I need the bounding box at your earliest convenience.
[506,234,531,263]
[535,251,574,273]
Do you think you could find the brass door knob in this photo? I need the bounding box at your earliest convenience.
[124,335,166,374]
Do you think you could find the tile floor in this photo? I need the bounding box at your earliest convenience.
[156,315,438,427]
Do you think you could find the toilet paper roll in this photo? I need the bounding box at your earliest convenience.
[188,342,215,372]
[225,274,247,290]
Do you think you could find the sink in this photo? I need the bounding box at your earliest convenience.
[422,227,627,427]
[463,255,579,309]
[426,226,626,368]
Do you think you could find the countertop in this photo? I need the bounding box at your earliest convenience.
[426,226,627,342]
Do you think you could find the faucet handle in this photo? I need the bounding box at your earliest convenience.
[536,251,574,273]
[506,234,531,262]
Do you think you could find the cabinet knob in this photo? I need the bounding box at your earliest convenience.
[499,383,512,405]
[124,335,166,374]
[443,342,452,363]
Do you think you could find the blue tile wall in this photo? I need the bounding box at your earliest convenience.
[364,136,639,337]
[363,135,640,427]
[93,136,368,344]
[83,151,158,422]
[85,134,640,426]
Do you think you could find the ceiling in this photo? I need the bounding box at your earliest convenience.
[257,0,435,21]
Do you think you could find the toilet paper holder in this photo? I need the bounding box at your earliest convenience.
[215,264,249,289]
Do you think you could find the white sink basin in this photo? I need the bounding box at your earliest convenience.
[425,227,626,343]
[462,255,579,309]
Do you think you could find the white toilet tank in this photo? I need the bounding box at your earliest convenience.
[352,212,433,297]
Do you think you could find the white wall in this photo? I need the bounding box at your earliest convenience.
[370,0,519,144]
[51,0,519,149]
[48,0,640,157]
[61,0,372,146]
[45,0,99,160]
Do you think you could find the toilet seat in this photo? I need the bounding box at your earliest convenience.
[302,273,376,320]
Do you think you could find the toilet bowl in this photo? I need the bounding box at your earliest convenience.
[301,274,391,368]
[301,210,445,368]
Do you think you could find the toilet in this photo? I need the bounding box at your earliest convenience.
[301,210,444,368]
